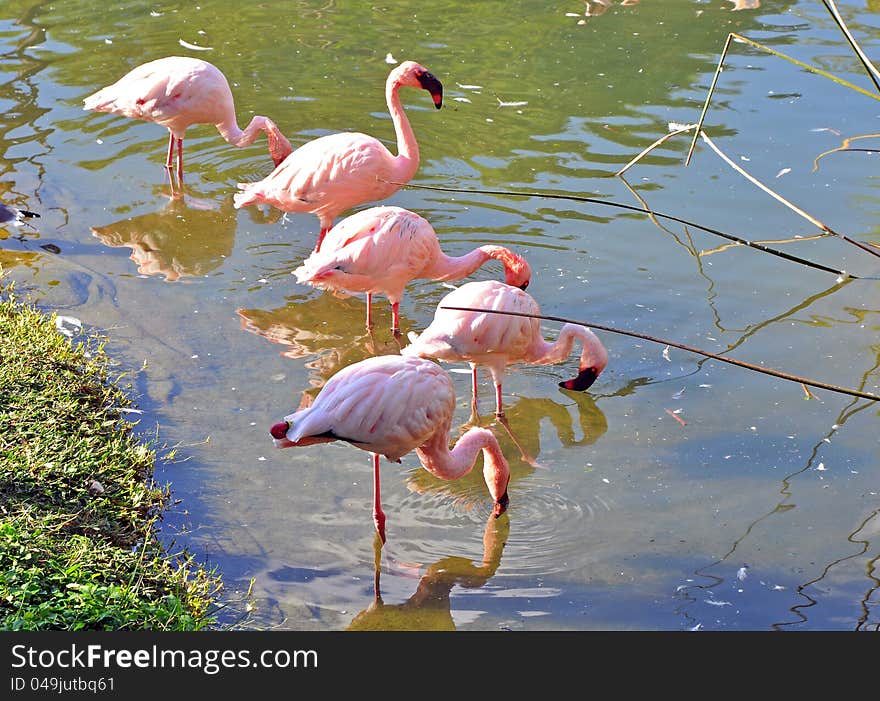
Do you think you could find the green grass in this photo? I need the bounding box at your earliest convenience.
[0,278,221,630]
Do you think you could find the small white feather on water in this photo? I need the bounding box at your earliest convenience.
[179,39,213,51]
[54,315,82,338]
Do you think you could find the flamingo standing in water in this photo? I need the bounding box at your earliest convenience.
[402,280,608,418]
[269,354,510,544]
[83,56,292,194]
[234,60,443,252]
[293,205,531,335]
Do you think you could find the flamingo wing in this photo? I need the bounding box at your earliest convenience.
[405,280,539,364]
[284,355,454,460]
[235,132,396,214]
[293,205,438,297]
[83,57,226,133]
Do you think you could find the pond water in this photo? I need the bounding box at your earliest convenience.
[1,0,878,631]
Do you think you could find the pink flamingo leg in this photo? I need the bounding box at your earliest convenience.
[469,364,481,422]
[365,293,373,329]
[164,133,175,170]
[176,138,184,184]
[315,227,330,253]
[372,453,386,544]
[391,302,400,336]
[494,382,504,419]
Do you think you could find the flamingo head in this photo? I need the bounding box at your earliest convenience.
[559,327,608,392]
[478,428,511,518]
[503,253,532,290]
[393,61,443,109]
[270,420,294,447]
[493,490,510,518]
[479,245,531,290]
[559,367,601,392]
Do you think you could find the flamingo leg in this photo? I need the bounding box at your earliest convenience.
[365,293,373,329]
[164,133,175,170]
[315,226,330,252]
[469,364,481,424]
[372,453,386,544]
[391,301,400,337]
[494,381,505,419]
[176,137,184,185]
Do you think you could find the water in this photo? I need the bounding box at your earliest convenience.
[1,0,878,631]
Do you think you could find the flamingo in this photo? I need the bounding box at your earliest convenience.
[401,279,608,418]
[269,354,510,544]
[292,205,531,335]
[234,60,443,252]
[83,56,293,194]
[0,203,39,227]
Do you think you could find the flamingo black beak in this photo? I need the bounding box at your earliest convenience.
[559,367,599,392]
[518,281,529,291]
[493,491,509,518]
[417,71,443,109]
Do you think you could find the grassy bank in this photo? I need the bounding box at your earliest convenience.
[0,279,221,630]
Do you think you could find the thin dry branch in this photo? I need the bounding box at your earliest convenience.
[823,0,880,93]
[813,133,880,172]
[438,305,880,403]
[616,123,696,176]
[698,130,880,259]
[699,233,830,258]
[686,32,880,166]
[388,180,864,279]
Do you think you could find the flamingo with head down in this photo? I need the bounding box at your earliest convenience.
[269,354,510,544]
[83,56,292,194]
[234,60,443,252]
[402,279,609,418]
[293,205,531,335]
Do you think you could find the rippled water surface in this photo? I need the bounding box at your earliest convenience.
[2,0,878,631]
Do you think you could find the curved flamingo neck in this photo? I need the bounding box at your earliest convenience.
[216,115,293,165]
[424,245,523,283]
[424,247,492,281]
[530,324,608,372]
[386,75,419,183]
[416,426,510,508]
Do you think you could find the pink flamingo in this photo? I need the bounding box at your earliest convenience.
[292,205,531,335]
[402,279,608,418]
[234,60,443,252]
[269,354,510,544]
[83,56,293,194]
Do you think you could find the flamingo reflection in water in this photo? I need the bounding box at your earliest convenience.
[91,195,235,282]
[348,512,510,631]
[236,294,404,392]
